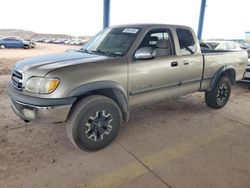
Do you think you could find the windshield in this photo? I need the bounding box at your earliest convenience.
[81,27,140,56]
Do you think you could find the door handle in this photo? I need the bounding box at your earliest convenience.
[183,60,190,65]
[171,61,178,67]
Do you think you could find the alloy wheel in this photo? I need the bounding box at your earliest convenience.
[85,110,113,141]
[216,83,229,105]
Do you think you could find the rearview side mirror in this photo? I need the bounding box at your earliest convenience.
[134,47,155,60]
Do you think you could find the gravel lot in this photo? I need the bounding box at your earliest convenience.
[0,45,250,188]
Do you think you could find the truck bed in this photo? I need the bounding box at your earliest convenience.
[200,49,248,90]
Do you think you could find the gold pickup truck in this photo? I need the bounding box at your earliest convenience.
[8,24,248,151]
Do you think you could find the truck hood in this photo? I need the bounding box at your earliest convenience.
[15,51,110,73]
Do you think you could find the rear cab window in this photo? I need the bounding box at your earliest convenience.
[176,28,197,55]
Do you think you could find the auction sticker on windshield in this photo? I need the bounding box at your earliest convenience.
[123,28,139,34]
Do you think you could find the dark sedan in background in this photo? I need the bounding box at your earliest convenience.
[0,38,35,49]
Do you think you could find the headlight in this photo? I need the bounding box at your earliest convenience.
[25,77,59,94]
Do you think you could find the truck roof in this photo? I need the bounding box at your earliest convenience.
[110,23,192,30]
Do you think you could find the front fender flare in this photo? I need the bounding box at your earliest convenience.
[68,81,129,121]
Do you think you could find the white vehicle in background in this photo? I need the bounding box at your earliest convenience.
[203,41,243,51]
[201,40,249,82]
[242,60,250,82]
[64,40,73,45]
[69,39,83,45]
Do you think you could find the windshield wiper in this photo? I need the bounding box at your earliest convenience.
[90,49,117,57]
[78,49,94,54]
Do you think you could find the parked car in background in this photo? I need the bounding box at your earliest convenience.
[69,39,83,45]
[30,41,36,48]
[238,42,250,58]
[242,59,250,82]
[44,39,53,43]
[200,41,213,50]
[30,37,89,46]
[202,41,243,51]
[0,37,34,49]
[23,39,36,48]
[64,40,71,45]
[245,48,250,58]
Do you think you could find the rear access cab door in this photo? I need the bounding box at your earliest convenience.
[174,28,203,94]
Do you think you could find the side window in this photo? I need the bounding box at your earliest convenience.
[176,29,196,55]
[151,32,169,41]
[138,29,173,57]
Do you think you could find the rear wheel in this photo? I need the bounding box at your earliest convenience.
[0,44,6,49]
[205,76,231,109]
[66,95,122,151]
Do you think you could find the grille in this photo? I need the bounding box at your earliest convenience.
[12,68,23,91]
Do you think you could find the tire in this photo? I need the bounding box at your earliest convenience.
[66,95,122,151]
[23,45,29,49]
[205,76,231,109]
[0,44,6,49]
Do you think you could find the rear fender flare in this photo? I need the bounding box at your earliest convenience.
[207,65,236,91]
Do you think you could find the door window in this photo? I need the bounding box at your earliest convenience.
[176,29,196,55]
[138,29,173,57]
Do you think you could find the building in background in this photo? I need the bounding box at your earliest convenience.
[245,32,250,43]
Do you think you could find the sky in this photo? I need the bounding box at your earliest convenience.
[0,0,249,39]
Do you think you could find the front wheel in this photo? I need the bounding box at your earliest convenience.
[205,76,231,109]
[0,44,6,49]
[66,95,122,151]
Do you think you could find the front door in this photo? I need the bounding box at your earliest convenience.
[129,28,181,106]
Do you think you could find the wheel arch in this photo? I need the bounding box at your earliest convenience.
[207,65,236,91]
[67,81,129,122]
[0,43,7,48]
[23,44,30,49]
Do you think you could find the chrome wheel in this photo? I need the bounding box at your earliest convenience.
[216,83,229,105]
[85,110,113,141]
[0,44,6,49]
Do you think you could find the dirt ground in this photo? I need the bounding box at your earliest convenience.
[0,45,250,188]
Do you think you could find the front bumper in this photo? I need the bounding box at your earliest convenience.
[8,84,76,123]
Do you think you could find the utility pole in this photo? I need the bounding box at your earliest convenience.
[197,0,207,40]
[103,0,110,29]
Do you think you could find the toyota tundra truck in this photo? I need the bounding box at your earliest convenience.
[7,24,248,151]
